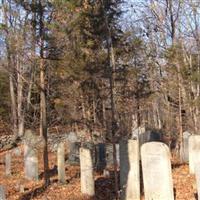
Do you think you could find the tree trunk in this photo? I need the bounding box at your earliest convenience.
[9,74,18,137]
[17,55,24,136]
[40,58,50,186]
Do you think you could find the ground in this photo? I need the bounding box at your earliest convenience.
[0,147,197,200]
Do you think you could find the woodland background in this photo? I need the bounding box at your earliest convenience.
[1,0,200,185]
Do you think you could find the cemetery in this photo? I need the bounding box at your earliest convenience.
[0,128,199,199]
[1,0,200,199]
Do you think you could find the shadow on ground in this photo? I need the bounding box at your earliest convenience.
[95,170,118,200]
[19,185,47,200]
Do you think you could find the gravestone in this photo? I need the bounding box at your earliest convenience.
[57,142,66,183]
[189,135,200,174]
[132,127,161,147]
[24,130,39,181]
[80,147,95,196]
[95,143,106,171]
[181,131,191,163]
[68,142,81,165]
[120,139,140,200]
[131,126,146,140]
[195,163,200,200]
[67,132,78,143]
[106,143,120,168]
[12,147,21,156]
[5,152,11,176]
[106,143,113,167]
[0,185,6,200]
[141,142,174,200]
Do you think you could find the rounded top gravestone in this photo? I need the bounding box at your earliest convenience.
[141,142,174,200]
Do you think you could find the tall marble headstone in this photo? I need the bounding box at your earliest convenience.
[141,142,174,200]
[80,147,95,196]
[120,139,140,200]
[189,135,200,174]
[24,130,39,181]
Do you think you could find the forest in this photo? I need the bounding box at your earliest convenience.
[0,0,200,200]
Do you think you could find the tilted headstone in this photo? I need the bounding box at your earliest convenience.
[24,130,39,181]
[120,139,140,200]
[57,142,66,183]
[80,147,95,196]
[5,152,11,176]
[0,185,6,200]
[189,135,200,174]
[141,142,174,200]
[181,131,191,163]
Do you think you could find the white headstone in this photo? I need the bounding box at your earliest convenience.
[57,142,66,183]
[120,139,140,200]
[5,152,11,176]
[0,185,6,200]
[24,144,38,181]
[189,135,200,174]
[181,131,191,163]
[80,147,95,196]
[141,142,174,200]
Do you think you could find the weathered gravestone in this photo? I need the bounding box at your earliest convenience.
[24,130,39,181]
[0,185,6,200]
[141,142,174,200]
[95,143,106,171]
[132,126,146,141]
[132,127,161,147]
[5,152,11,176]
[189,135,200,174]
[67,132,78,143]
[66,132,80,165]
[181,131,191,163]
[57,142,66,183]
[106,143,120,168]
[68,142,80,165]
[12,147,21,156]
[120,139,140,200]
[80,147,95,196]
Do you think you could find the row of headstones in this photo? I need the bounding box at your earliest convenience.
[80,140,173,199]
[1,133,200,199]
[80,135,200,200]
